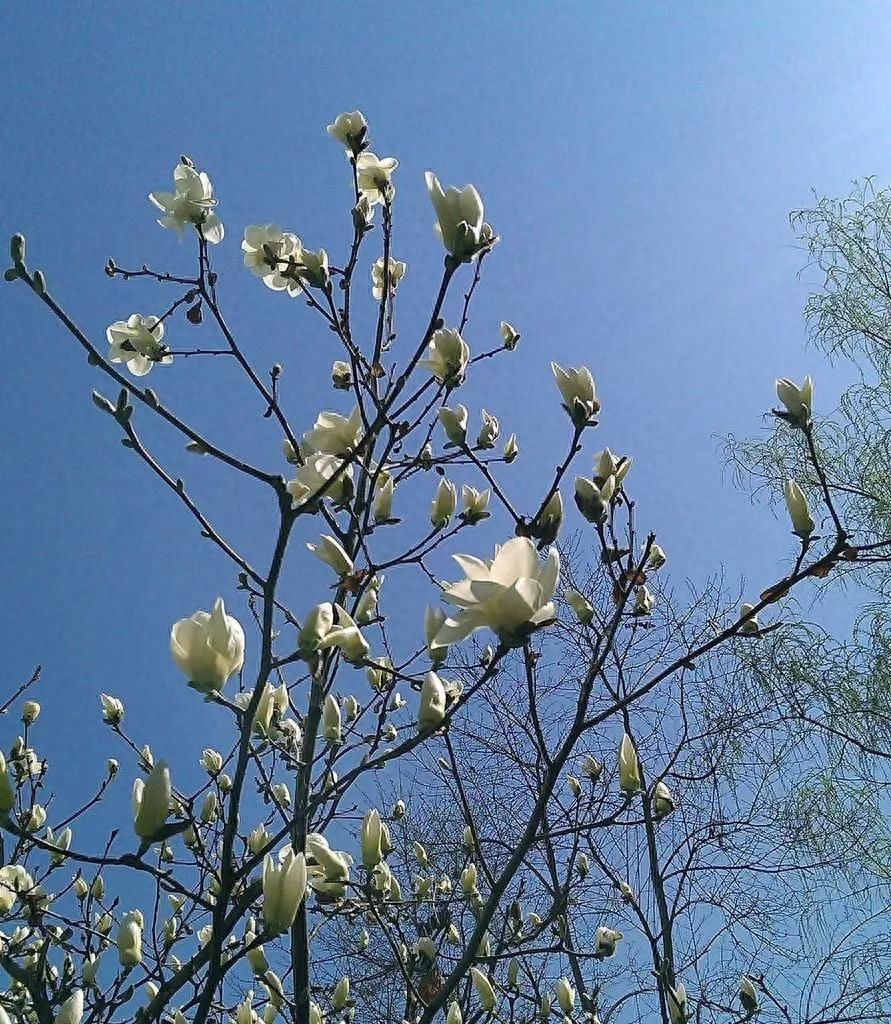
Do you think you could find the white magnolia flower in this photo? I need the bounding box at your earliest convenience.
[652,780,675,819]
[418,671,447,731]
[461,485,491,523]
[308,536,354,577]
[0,865,33,913]
[99,693,124,726]
[303,407,363,456]
[420,328,470,386]
[170,598,245,695]
[668,983,687,1024]
[117,912,143,967]
[149,160,223,243]
[425,172,490,261]
[470,968,497,1011]
[476,409,499,449]
[503,433,519,462]
[552,362,599,425]
[356,152,398,204]
[575,475,616,524]
[54,989,84,1024]
[132,760,171,841]
[432,536,559,649]
[500,321,520,350]
[555,978,575,1014]
[327,110,368,151]
[322,695,341,745]
[594,925,622,958]
[739,976,759,1013]
[373,478,394,522]
[242,225,304,295]
[317,605,370,664]
[594,448,632,486]
[738,602,760,634]
[371,257,407,300]
[784,478,814,538]
[306,833,353,900]
[775,375,813,426]
[565,588,594,625]
[646,542,667,569]
[633,585,655,616]
[618,734,640,795]
[262,847,307,935]
[300,603,336,654]
[298,247,329,289]
[431,478,457,529]
[439,404,469,445]
[331,359,352,390]
[286,454,353,509]
[359,809,383,868]
[107,315,171,377]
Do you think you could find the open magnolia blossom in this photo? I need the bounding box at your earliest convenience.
[303,407,363,455]
[356,152,398,204]
[431,536,559,649]
[106,315,171,377]
[420,327,470,386]
[148,160,223,243]
[425,172,493,261]
[439,404,469,445]
[575,474,616,524]
[241,225,304,295]
[552,362,600,426]
[594,925,623,959]
[169,598,245,694]
[371,256,407,300]
[327,110,368,152]
[287,453,353,509]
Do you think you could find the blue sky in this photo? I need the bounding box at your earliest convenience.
[1,4,889,843]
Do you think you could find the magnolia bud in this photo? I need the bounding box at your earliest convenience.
[431,478,457,529]
[652,780,675,819]
[322,694,342,745]
[471,968,496,1012]
[299,602,335,655]
[331,976,350,1010]
[775,375,813,427]
[418,672,447,731]
[565,589,594,625]
[500,321,520,350]
[555,978,575,1014]
[783,478,814,538]
[438,404,468,445]
[21,702,40,725]
[739,975,758,1013]
[618,734,640,795]
[566,774,582,799]
[53,989,83,1024]
[262,848,308,935]
[332,359,352,390]
[447,1002,463,1024]
[503,433,519,463]
[359,809,383,869]
[200,791,218,824]
[373,478,395,522]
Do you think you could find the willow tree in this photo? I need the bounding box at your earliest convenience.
[2,116,887,1024]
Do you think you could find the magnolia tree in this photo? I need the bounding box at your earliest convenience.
[3,115,889,1024]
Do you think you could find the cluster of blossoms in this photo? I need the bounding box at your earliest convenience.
[0,106,806,1024]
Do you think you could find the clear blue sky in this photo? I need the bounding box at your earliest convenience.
[1,4,888,830]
